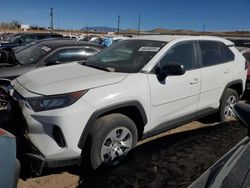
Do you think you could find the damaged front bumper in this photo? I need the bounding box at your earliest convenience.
[8,92,81,176]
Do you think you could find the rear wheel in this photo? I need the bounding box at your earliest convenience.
[219,88,239,122]
[89,113,138,169]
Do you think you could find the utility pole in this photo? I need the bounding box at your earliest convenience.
[86,23,89,36]
[117,15,120,36]
[202,24,206,33]
[137,14,141,36]
[50,8,54,32]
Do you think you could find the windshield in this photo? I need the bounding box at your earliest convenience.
[86,40,166,73]
[8,35,21,43]
[15,44,51,64]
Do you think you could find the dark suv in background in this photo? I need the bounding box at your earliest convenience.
[0,32,63,49]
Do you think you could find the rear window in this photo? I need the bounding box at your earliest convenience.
[221,44,235,62]
[199,41,234,67]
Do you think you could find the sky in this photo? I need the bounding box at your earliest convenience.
[0,0,249,31]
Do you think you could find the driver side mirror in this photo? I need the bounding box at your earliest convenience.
[155,63,185,82]
[17,39,23,46]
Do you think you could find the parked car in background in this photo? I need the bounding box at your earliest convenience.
[0,33,13,42]
[101,36,128,47]
[0,128,19,188]
[0,39,103,80]
[0,39,103,108]
[189,103,250,188]
[0,32,63,48]
[8,35,246,173]
[0,33,10,41]
[236,47,250,83]
[63,34,78,40]
[77,36,92,42]
[88,37,104,45]
[242,49,250,83]
[228,37,250,48]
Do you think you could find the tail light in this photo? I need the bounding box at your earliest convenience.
[0,129,6,135]
[0,128,15,138]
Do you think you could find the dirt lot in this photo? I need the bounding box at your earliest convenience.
[1,90,249,188]
[13,121,246,188]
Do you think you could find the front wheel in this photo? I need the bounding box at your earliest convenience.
[219,88,239,122]
[0,84,9,109]
[89,113,138,169]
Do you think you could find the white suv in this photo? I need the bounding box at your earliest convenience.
[9,35,247,172]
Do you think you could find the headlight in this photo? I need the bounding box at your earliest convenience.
[26,90,88,112]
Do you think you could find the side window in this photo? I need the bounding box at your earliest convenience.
[199,41,224,67]
[160,41,195,70]
[46,48,87,63]
[37,35,48,40]
[221,43,235,62]
[21,35,34,43]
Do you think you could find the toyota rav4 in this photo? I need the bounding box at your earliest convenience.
[9,35,247,172]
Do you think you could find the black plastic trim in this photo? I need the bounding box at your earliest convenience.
[0,78,12,85]
[220,79,243,102]
[78,100,148,149]
[143,107,217,139]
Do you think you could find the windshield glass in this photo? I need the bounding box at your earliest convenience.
[8,35,21,43]
[15,44,51,64]
[86,40,166,73]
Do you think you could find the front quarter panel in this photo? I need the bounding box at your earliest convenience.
[83,73,151,128]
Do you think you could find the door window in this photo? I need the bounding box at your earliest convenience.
[21,35,34,43]
[199,41,225,67]
[159,41,195,70]
[46,48,87,63]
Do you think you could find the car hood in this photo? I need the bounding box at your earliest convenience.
[16,62,127,95]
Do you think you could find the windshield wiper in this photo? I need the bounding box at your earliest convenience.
[84,63,114,72]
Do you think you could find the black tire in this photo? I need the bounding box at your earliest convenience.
[89,113,138,169]
[0,84,9,109]
[219,88,239,122]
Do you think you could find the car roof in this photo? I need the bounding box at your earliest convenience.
[15,32,62,36]
[131,35,234,45]
[34,39,103,49]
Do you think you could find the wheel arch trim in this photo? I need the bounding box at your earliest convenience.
[78,100,148,149]
[220,79,243,103]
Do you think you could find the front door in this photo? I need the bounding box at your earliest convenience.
[146,41,201,133]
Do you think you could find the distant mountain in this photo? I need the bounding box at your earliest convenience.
[150,28,197,34]
[81,26,118,32]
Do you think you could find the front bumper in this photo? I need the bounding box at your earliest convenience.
[8,90,95,171]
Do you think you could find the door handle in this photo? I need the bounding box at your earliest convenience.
[224,69,230,74]
[190,78,199,85]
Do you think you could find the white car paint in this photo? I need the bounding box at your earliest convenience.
[11,35,247,168]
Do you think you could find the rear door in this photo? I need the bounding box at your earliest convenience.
[197,41,234,112]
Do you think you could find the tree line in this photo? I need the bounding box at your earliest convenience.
[0,20,22,29]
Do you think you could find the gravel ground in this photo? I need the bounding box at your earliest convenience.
[15,120,247,188]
